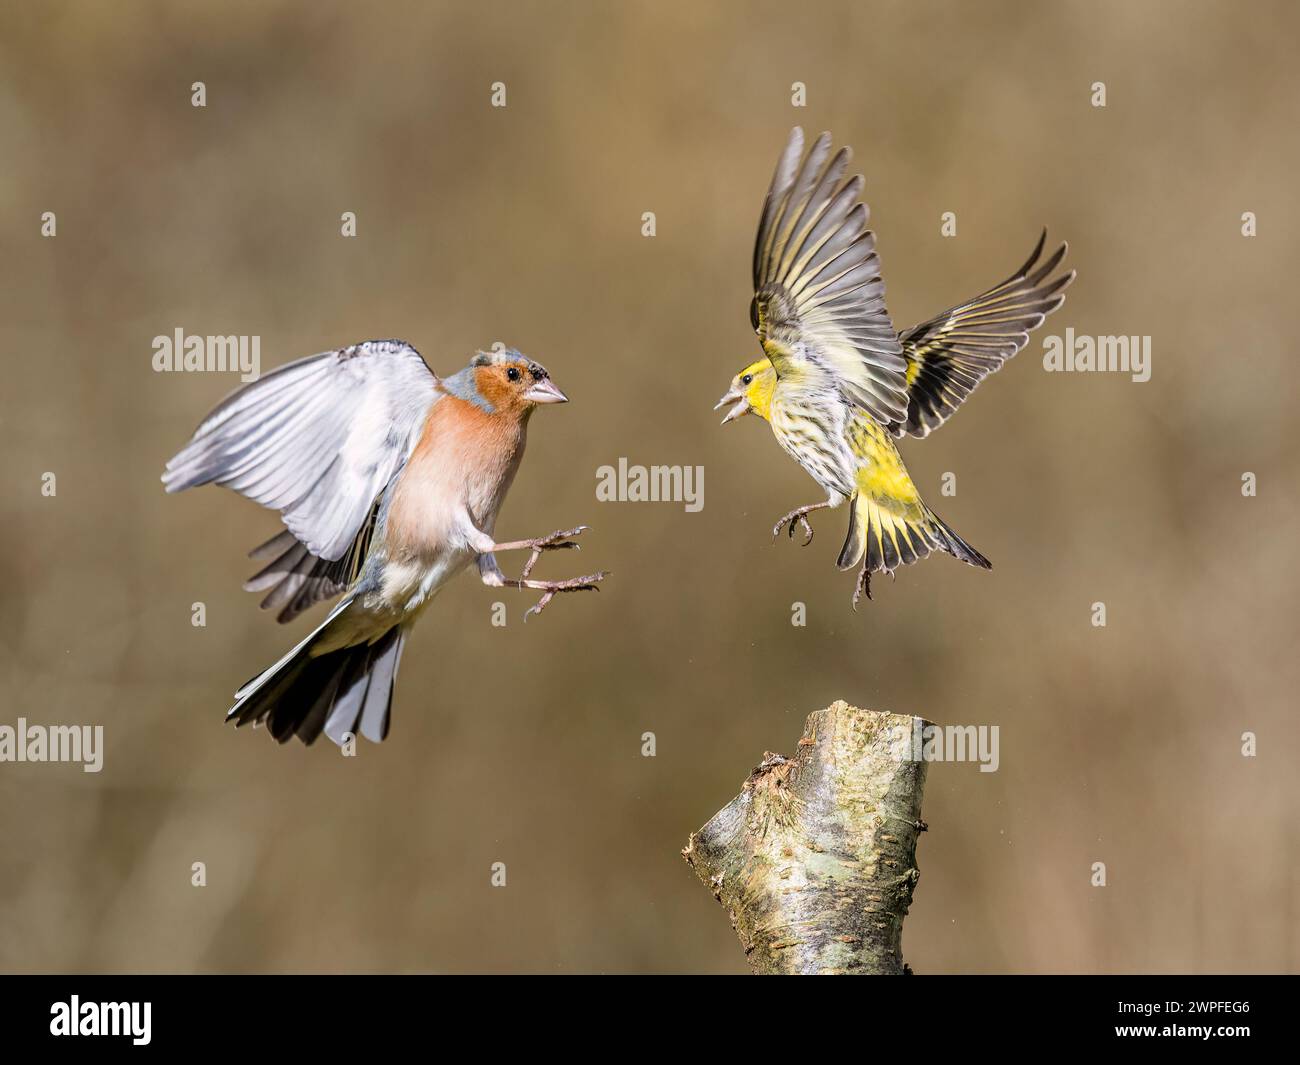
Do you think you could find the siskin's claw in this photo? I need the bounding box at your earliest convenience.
[772,505,822,546]
[852,566,873,610]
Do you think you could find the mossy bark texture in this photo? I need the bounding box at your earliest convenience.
[683,701,929,975]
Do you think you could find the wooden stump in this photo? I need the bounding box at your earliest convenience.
[683,701,930,974]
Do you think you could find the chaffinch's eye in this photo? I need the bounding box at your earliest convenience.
[741,374,753,386]
[506,366,521,382]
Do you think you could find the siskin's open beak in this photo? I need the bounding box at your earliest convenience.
[714,387,750,425]
[525,378,569,404]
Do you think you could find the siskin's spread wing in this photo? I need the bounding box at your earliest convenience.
[751,127,908,427]
[891,231,1074,438]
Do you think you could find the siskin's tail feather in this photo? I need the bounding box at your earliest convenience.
[837,491,990,575]
[837,415,991,580]
[226,600,407,747]
[927,508,991,571]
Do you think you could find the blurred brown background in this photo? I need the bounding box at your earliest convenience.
[1,0,1297,974]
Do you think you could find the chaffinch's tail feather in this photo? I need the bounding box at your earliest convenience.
[227,605,407,746]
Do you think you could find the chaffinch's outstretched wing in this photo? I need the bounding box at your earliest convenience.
[751,127,908,427]
[163,339,439,561]
[891,232,1074,438]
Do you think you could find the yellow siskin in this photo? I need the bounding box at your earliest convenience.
[716,127,1074,605]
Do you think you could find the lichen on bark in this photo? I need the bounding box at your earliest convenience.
[683,701,929,974]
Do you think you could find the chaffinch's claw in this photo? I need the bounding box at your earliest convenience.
[522,570,608,622]
[521,527,589,578]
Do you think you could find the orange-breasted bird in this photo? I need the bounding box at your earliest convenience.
[163,342,607,747]
[715,127,1074,605]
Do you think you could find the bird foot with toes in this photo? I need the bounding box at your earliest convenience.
[772,504,829,545]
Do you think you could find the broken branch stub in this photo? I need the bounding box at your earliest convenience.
[683,701,929,975]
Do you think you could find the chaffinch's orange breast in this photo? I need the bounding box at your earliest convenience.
[387,395,527,556]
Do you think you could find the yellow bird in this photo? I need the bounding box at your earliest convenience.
[715,127,1073,605]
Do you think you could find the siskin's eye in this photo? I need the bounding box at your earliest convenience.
[506,366,521,382]
[741,374,753,386]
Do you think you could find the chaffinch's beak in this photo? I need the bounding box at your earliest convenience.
[714,386,750,424]
[525,378,568,404]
